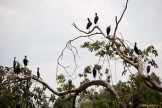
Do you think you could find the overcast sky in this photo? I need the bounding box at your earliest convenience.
[0,0,162,90]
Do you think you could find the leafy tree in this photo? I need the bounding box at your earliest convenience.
[0,0,162,108]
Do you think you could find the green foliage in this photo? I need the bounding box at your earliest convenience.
[78,73,161,108]
[53,96,72,108]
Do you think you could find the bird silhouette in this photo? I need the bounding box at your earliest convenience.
[13,57,16,68]
[68,79,72,87]
[23,55,29,66]
[94,13,99,24]
[15,62,21,75]
[92,67,97,79]
[86,18,92,30]
[37,67,40,78]
[13,57,17,74]
[106,26,111,36]
[147,65,150,73]
[134,42,139,55]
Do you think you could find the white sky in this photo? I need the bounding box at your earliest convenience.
[0,0,162,93]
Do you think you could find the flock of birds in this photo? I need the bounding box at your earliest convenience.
[87,13,151,80]
[12,13,151,91]
[13,55,40,79]
[10,13,152,108]
[86,13,111,36]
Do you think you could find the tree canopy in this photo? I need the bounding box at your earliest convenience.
[0,0,162,108]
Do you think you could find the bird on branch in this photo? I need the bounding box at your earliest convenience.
[134,42,139,55]
[94,13,99,25]
[23,55,29,67]
[68,79,72,87]
[13,57,17,74]
[37,67,40,79]
[147,65,150,73]
[86,18,92,31]
[15,62,21,75]
[13,57,16,68]
[92,67,97,79]
[106,26,111,36]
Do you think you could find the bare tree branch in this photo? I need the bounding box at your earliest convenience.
[113,0,129,39]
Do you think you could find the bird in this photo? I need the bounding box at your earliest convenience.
[92,67,97,79]
[13,57,16,68]
[23,55,29,66]
[86,18,92,30]
[134,42,139,55]
[37,67,40,78]
[13,57,17,74]
[147,65,150,73]
[68,79,72,88]
[15,62,21,75]
[106,26,111,36]
[94,13,99,24]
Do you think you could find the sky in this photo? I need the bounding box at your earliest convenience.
[0,0,162,93]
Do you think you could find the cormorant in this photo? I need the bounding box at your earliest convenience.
[86,18,92,30]
[106,26,111,36]
[37,67,40,78]
[147,65,150,73]
[13,57,16,68]
[13,57,17,74]
[94,13,99,24]
[68,79,72,87]
[134,42,139,55]
[23,55,29,66]
[15,62,21,75]
[92,67,97,78]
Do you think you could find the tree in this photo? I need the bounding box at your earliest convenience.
[0,0,162,107]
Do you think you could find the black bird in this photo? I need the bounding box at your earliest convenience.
[86,18,92,30]
[13,57,16,68]
[134,42,139,55]
[106,26,111,36]
[92,67,97,78]
[13,57,17,74]
[94,13,99,24]
[37,67,40,78]
[147,65,150,73]
[23,55,29,66]
[15,62,21,75]
[68,79,72,87]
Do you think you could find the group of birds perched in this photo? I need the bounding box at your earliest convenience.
[13,55,40,79]
[134,43,151,74]
[86,13,151,79]
[86,13,111,36]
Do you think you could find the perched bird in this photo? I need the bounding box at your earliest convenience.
[86,18,92,30]
[94,13,99,24]
[13,57,16,68]
[134,42,139,55]
[23,55,29,66]
[15,62,21,75]
[92,67,97,78]
[68,79,72,87]
[147,65,150,73]
[37,67,40,78]
[13,57,17,74]
[106,26,111,36]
